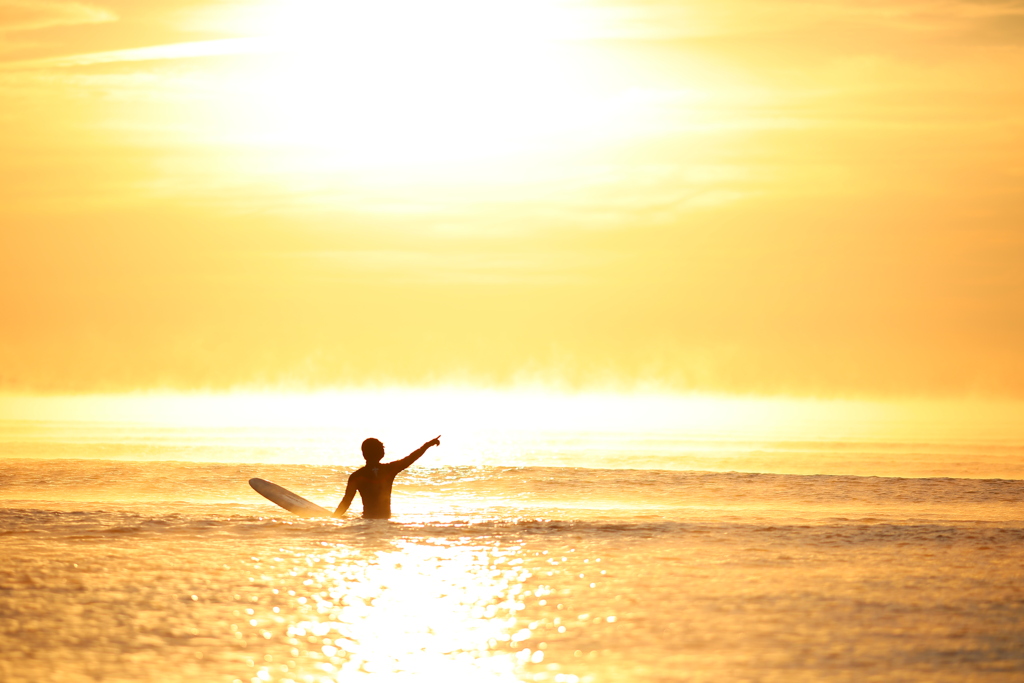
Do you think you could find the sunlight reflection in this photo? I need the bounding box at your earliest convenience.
[253,540,532,681]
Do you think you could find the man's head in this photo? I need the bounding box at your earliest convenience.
[361,437,384,464]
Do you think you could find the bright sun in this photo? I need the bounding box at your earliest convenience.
[219,0,638,170]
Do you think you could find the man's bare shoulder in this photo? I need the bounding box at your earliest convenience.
[381,459,409,473]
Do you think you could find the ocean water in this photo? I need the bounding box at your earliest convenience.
[1,421,1023,682]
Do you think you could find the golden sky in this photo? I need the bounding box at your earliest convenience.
[1,0,1023,396]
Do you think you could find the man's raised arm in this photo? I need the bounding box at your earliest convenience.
[392,435,441,472]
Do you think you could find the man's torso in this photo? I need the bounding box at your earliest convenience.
[351,462,401,519]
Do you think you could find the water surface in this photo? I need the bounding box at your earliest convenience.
[1,424,1022,682]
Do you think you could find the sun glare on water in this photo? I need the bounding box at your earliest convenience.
[275,543,531,680]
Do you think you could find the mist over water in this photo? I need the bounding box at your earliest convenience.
[2,420,1023,682]
[4,415,1024,478]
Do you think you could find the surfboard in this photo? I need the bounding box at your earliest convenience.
[248,478,332,518]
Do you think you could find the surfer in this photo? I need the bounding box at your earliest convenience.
[332,435,441,519]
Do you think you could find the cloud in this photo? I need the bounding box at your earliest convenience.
[0,1,115,33]
[3,36,269,69]
[582,0,1024,41]
[295,249,602,286]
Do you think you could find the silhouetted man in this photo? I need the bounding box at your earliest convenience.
[333,435,441,519]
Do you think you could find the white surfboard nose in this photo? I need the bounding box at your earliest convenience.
[249,477,331,518]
